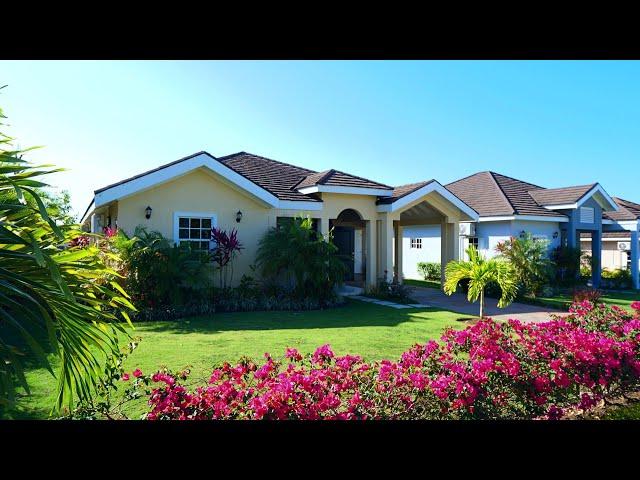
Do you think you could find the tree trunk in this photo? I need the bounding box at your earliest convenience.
[479,288,485,319]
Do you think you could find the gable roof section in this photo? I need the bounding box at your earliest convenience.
[528,184,597,206]
[376,180,434,205]
[295,169,393,191]
[94,152,281,208]
[93,151,323,208]
[376,180,479,220]
[605,197,640,221]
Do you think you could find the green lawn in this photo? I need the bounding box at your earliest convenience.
[1,299,464,420]
[404,278,441,289]
[526,290,639,312]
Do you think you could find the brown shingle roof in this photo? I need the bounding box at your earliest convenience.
[376,180,435,205]
[446,171,563,218]
[604,197,640,221]
[295,169,392,191]
[580,231,632,239]
[446,172,513,216]
[218,152,321,202]
[528,184,597,206]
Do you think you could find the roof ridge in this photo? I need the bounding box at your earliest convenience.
[615,196,640,209]
[329,168,393,190]
[219,151,317,174]
[531,182,597,193]
[444,170,491,187]
[486,172,516,215]
[393,180,430,189]
[315,169,337,185]
[490,171,545,190]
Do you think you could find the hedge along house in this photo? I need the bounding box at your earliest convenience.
[81,151,478,288]
[402,171,624,289]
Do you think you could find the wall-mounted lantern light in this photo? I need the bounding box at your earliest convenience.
[553,231,559,239]
[145,206,152,219]
[519,230,526,239]
[236,210,243,223]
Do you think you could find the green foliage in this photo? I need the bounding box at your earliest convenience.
[550,245,583,286]
[255,215,346,303]
[601,268,632,290]
[365,277,415,303]
[417,262,440,281]
[0,91,134,411]
[494,233,552,297]
[112,226,213,309]
[443,246,518,318]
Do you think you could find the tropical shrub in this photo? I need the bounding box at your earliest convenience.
[572,287,602,304]
[444,246,518,318]
[118,300,640,420]
[365,277,415,303]
[417,262,440,281]
[550,245,583,286]
[601,268,632,290]
[495,233,552,297]
[0,94,134,410]
[111,226,212,310]
[256,216,346,304]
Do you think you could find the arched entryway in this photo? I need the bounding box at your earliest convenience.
[331,209,366,285]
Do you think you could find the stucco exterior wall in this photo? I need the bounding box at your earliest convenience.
[581,240,629,271]
[401,225,441,279]
[116,168,276,284]
[510,220,562,251]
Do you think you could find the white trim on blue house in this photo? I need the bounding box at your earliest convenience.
[476,215,569,223]
[542,184,619,212]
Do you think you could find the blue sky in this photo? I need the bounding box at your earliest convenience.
[1,60,638,218]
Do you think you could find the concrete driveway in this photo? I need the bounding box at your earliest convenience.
[410,287,564,323]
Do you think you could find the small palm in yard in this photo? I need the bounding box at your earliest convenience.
[443,246,518,318]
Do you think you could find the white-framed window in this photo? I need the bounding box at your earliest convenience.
[173,211,217,251]
[468,237,479,250]
[580,207,595,224]
[410,238,422,249]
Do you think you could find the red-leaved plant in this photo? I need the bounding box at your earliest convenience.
[210,227,243,288]
[572,287,602,304]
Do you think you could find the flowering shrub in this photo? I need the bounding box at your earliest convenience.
[572,287,602,304]
[126,300,640,420]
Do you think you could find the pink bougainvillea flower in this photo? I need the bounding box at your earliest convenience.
[133,368,143,378]
[122,373,130,381]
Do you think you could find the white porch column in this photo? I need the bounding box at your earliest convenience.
[440,219,448,284]
[451,220,460,261]
[381,214,395,282]
[319,217,330,240]
[631,230,639,290]
[395,223,404,283]
[365,219,377,288]
[440,220,458,287]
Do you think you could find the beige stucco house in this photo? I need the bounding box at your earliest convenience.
[81,151,478,288]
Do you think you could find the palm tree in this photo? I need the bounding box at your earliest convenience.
[443,246,518,319]
[0,92,134,412]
